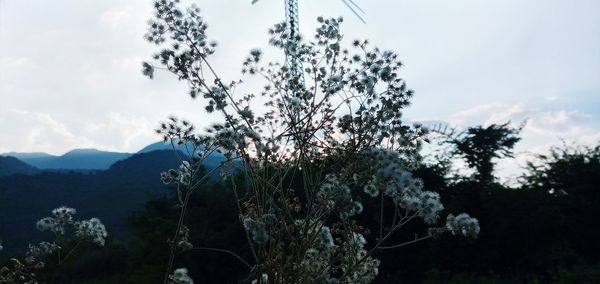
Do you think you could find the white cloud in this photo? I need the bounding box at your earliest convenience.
[0,57,34,70]
[448,101,600,146]
[1,0,598,159]
[449,103,505,125]
[99,8,132,30]
[0,109,159,155]
[82,112,157,152]
[440,101,600,182]
[0,109,100,155]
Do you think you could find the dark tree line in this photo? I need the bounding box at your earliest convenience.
[2,124,599,283]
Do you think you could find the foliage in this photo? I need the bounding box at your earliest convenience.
[373,142,600,283]
[524,144,600,197]
[0,207,108,284]
[444,122,522,183]
[0,150,182,253]
[124,181,252,284]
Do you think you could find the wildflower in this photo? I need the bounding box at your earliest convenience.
[417,191,444,224]
[330,74,342,82]
[74,218,108,246]
[36,217,62,235]
[363,183,378,197]
[52,206,76,223]
[169,268,194,284]
[176,225,193,250]
[320,226,335,247]
[286,96,301,108]
[249,48,262,62]
[350,232,366,247]
[243,218,269,245]
[238,108,255,122]
[25,241,60,264]
[36,206,77,235]
[446,213,480,238]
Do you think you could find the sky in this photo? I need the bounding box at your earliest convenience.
[0,0,599,178]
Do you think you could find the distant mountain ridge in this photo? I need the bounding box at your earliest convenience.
[138,141,224,168]
[6,149,131,170]
[0,156,40,176]
[1,141,226,174]
[138,141,203,154]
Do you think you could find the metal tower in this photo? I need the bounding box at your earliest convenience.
[283,0,304,86]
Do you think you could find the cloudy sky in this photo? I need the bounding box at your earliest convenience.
[1,0,599,177]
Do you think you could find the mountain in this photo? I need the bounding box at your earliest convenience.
[4,152,55,159]
[0,150,185,252]
[137,141,174,153]
[139,141,225,169]
[138,141,204,154]
[3,141,227,172]
[5,152,56,169]
[0,156,40,176]
[5,149,132,170]
[0,140,234,252]
[104,149,184,181]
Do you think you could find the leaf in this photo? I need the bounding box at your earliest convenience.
[142,62,154,79]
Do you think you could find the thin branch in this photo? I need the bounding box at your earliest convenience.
[378,234,433,250]
[180,247,253,269]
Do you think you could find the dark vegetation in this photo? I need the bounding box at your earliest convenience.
[1,128,599,283]
[0,150,183,252]
[0,156,40,176]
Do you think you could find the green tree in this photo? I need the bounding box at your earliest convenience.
[448,122,522,184]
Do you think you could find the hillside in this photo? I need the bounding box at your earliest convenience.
[0,156,40,176]
[0,150,185,252]
[139,141,225,169]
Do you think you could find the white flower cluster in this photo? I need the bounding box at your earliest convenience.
[299,248,335,282]
[341,232,380,284]
[364,148,444,223]
[212,124,261,154]
[296,224,338,281]
[161,161,193,185]
[285,95,302,112]
[25,241,60,264]
[446,213,480,238]
[176,225,193,250]
[238,107,255,122]
[74,218,108,246]
[243,218,269,245]
[36,206,108,246]
[320,226,335,248]
[169,268,194,284]
[397,191,444,224]
[317,175,363,219]
[36,206,76,235]
[142,0,482,280]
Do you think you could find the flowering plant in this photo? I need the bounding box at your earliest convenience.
[143,0,479,282]
[0,207,107,284]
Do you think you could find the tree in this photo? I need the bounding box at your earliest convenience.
[524,144,600,198]
[447,122,522,184]
[523,144,600,265]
